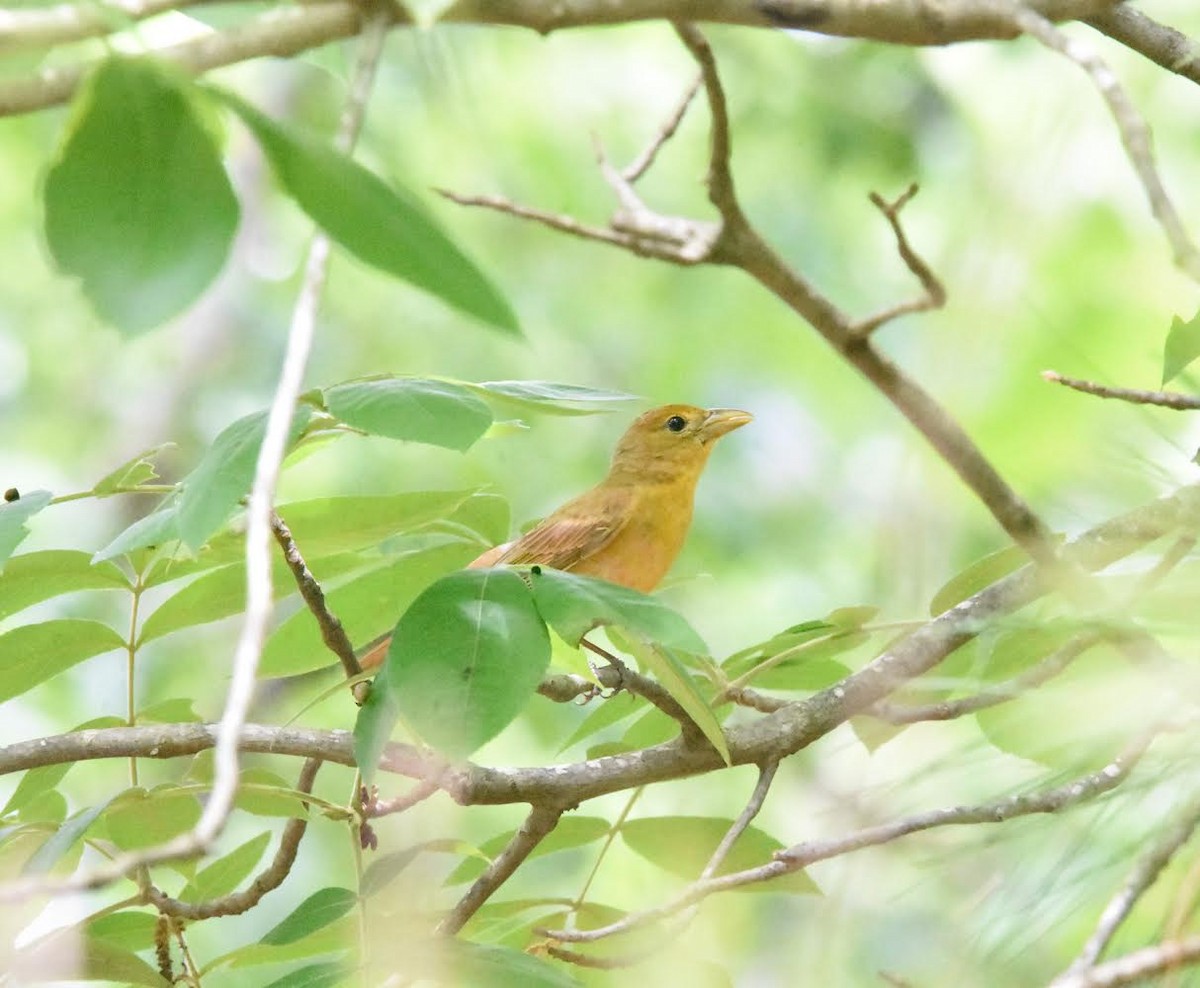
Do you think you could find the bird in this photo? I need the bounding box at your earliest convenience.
[356,403,752,671]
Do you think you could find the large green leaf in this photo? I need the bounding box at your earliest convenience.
[102,785,202,850]
[209,89,519,335]
[180,830,271,903]
[260,887,358,946]
[22,800,113,875]
[43,57,237,333]
[324,378,493,452]
[86,911,159,952]
[620,816,817,895]
[177,405,313,550]
[0,490,53,570]
[262,542,478,677]
[445,815,611,885]
[929,544,1031,617]
[0,620,124,703]
[259,962,349,988]
[447,941,582,988]
[0,549,128,622]
[92,500,180,564]
[354,569,550,772]
[466,380,638,416]
[529,568,707,653]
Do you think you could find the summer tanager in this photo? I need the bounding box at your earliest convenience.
[357,403,752,671]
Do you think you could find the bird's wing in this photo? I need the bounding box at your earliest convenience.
[493,485,635,571]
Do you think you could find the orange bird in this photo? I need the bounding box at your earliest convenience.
[357,403,752,671]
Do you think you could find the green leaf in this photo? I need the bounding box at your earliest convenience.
[360,847,425,898]
[92,500,180,563]
[262,542,478,677]
[0,549,128,622]
[620,637,730,765]
[23,800,112,874]
[181,830,271,903]
[325,378,493,452]
[86,911,159,952]
[259,962,349,988]
[621,816,818,894]
[354,568,550,771]
[177,405,313,550]
[448,941,582,988]
[14,929,170,986]
[0,619,124,703]
[103,785,202,850]
[260,886,358,946]
[44,58,236,333]
[529,568,707,653]
[92,443,174,495]
[557,691,642,752]
[445,816,612,885]
[0,490,53,570]
[466,380,638,416]
[209,89,519,334]
[80,937,172,986]
[235,768,309,818]
[1,716,123,817]
[930,544,1031,616]
[17,790,68,825]
[1163,309,1200,386]
[207,919,353,971]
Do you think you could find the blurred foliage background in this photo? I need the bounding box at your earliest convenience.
[4,3,1200,984]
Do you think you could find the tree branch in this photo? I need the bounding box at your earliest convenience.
[1087,6,1200,88]
[0,0,1130,118]
[1050,934,1200,988]
[1060,787,1200,977]
[436,804,564,935]
[541,726,1158,944]
[1043,370,1200,410]
[142,758,322,919]
[1011,3,1200,283]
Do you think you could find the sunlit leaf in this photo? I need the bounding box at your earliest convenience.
[0,490,53,570]
[1163,309,1200,386]
[209,89,519,334]
[466,380,639,416]
[354,568,550,772]
[324,378,493,452]
[260,887,357,946]
[177,405,313,550]
[23,800,112,874]
[180,831,271,903]
[929,544,1031,616]
[621,816,818,894]
[86,911,159,952]
[0,549,128,622]
[0,620,124,703]
[92,443,174,494]
[44,58,236,333]
[529,568,706,653]
[103,785,202,850]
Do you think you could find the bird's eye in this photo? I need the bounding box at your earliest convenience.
[665,415,687,433]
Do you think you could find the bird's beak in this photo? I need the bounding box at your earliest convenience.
[699,408,753,443]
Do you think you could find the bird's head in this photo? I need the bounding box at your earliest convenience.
[608,404,753,483]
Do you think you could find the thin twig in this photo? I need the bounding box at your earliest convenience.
[271,510,361,679]
[724,685,789,713]
[142,758,322,919]
[698,761,778,880]
[541,727,1157,944]
[622,71,703,182]
[852,183,947,336]
[1043,370,1200,410]
[672,22,738,216]
[869,630,1103,724]
[361,778,440,819]
[1050,934,1200,988]
[1060,788,1200,975]
[585,640,705,745]
[436,804,564,935]
[1012,4,1200,283]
